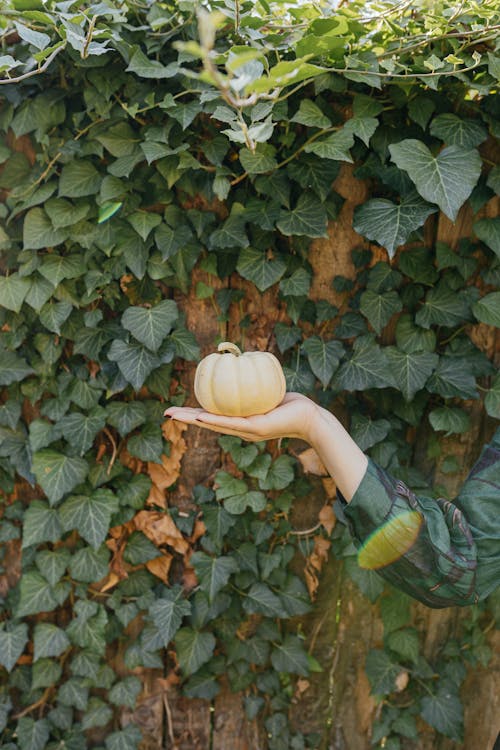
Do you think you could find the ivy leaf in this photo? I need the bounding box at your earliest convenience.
[169,328,200,360]
[35,548,71,586]
[15,718,50,750]
[0,350,34,386]
[420,681,463,741]
[290,99,331,128]
[386,627,420,664]
[59,491,116,549]
[482,371,500,422]
[353,192,436,257]
[126,47,179,78]
[127,211,162,241]
[209,204,248,249]
[191,552,238,601]
[279,576,311,616]
[385,348,439,401]
[236,247,287,291]
[335,336,396,391]
[124,531,160,564]
[0,622,28,672]
[105,725,143,750]
[304,128,355,162]
[302,336,344,387]
[16,570,58,617]
[274,322,302,353]
[106,401,146,437]
[56,408,107,456]
[23,207,69,249]
[45,197,90,228]
[289,157,339,203]
[276,193,328,238]
[473,292,500,327]
[344,115,379,147]
[69,546,110,583]
[360,290,403,333]
[149,586,191,647]
[58,160,101,198]
[22,501,62,547]
[109,677,142,708]
[429,406,471,435]
[39,300,72,334]
[259,455,295,491]
[25,275,55,313]
[174,628,216,675]
[429,114,487,148]
[127,422,164,463]
[473,218,500,260]
[122,300,178,351]
[389,140,481,221]
[82,698,114,730]
[154,223,193,260]
[415,281,470,329]
[32,658,63,691]
[243,582,284,617]
[32,450,88,505]
[108,339,160,389]
[365,649,401,695]
[280,268,311,297]
[33,623,70,661]
[351,415,391,451]
[427,357,478,399]
[239,143,277,174]
[39,253,86,285]
[224,490,267,514]
[271,635,309,675]
[395,314,436,353]
[0,273,31,312]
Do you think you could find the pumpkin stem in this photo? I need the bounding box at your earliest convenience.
[217,342,242,356]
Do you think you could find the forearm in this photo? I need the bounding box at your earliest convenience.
[305,405,368,502]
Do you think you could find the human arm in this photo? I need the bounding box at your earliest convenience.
[164,396,500,607]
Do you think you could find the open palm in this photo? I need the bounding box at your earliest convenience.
[164,392,317,443]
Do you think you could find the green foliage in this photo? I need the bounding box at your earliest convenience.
[0,0,498,747]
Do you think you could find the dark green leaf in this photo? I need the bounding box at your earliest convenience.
[365,649,401,695]
[122,300,178,351]
[429,406,471,435]
[59,160,101,198]
[304,128,354,162]
[174,628,216,675]
[23,207,69,249]
[0,622,28,672]
[236,247,287,291]
[0,273,31,312]
[473,292,500,327]
[351,415,390,451]
[32,450,88,505]
[385,347,438,401]
[353,192,436,257]
[191,552,238,601]
[16,717,50,750]
[302,336,344,387]
[108,339,160,389]
[33,623,70,661]
[429,114,487,148]
[277,193,328,238]
[0,350,34,385]
[335,335,396,391]
[420,681,463,740]
[243,582,284,617]
[474,218,500,260]
[389,140,481,221]
[271,635,309,675]
[59,490,117,549]
[149,586,191,647]
[16,570,58,616]
[22,500,62,547]
[69,545,110,583]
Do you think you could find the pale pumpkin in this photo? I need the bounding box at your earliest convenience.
[194,342,286,417]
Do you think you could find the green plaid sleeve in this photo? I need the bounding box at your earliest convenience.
[342,428,500,608]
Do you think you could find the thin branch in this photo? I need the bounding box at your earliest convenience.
[0,43,66,85]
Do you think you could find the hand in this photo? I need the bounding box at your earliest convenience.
[164,392,319,444]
